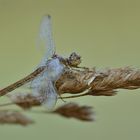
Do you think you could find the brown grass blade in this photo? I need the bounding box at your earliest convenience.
[53,103,94,121]
[0,110,34,126]
[8,93,41,109]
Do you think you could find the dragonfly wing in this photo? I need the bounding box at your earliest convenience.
[42,79,58,110]
[30,68,46,88]
[32,75,58,110]
[37,15,55,67]
[31,58,65,110]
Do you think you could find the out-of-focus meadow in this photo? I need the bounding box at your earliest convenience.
[0,0,140,140]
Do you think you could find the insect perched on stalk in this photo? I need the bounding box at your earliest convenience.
[0,15,81,110]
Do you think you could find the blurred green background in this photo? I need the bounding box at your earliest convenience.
[0,0,140,140]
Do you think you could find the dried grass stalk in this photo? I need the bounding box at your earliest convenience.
[0,110,33,126]
[56,67,140,96]
[53,103,94,121]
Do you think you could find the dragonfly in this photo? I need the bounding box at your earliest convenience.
[0,15,65,110]
[0,15,81,110]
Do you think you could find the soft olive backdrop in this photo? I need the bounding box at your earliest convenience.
[0,0,140,140]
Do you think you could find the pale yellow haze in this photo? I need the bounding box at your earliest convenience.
[0,0,140,140]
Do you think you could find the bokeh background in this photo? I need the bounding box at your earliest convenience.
[0,0,140,140]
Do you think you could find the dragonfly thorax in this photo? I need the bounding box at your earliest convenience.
[46,58,65,82]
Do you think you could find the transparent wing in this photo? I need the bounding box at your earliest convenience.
[37,15,55,66]
[32,77,58,111]
[31,58,65,110]
[41,79,58,110]
[32,58,64,89]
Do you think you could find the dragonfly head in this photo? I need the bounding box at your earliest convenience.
[68,52,81,67]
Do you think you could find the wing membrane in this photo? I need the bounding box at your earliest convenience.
[38,15,55,66]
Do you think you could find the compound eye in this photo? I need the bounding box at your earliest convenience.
[69,52,81,67]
